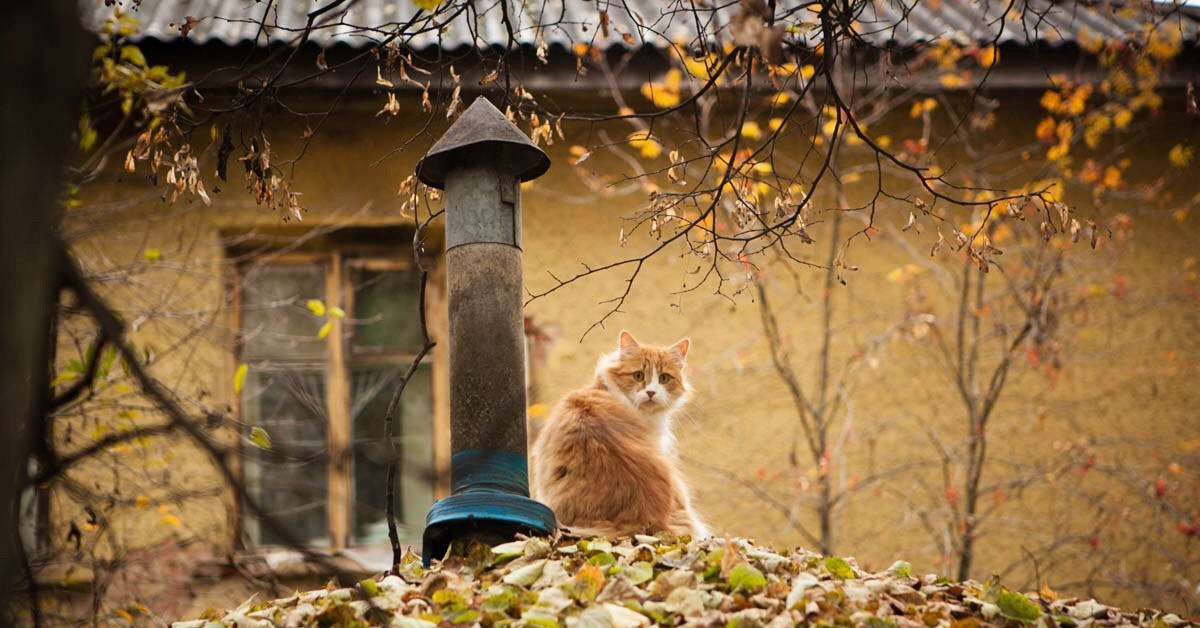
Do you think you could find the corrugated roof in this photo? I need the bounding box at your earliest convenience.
[83,0,1199,49]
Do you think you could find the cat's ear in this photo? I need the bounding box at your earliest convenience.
[618,330,640,351]
[669,338,690,360]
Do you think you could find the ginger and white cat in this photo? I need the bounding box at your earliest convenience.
[529,331,709,538]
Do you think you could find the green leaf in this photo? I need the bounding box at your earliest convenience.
[79,120,98,152]
[887,560,912,578]
[446,609,479,625]
[996,591,1042,623]
[823,556,855,579]
[587,551,616,568]
[502,559,546,586]
[432,589,465,609]
[91,43,112,62]
[482,589,517,613]
[98,346,118,380]
[703,547,723,580]
[233,363,248,394]
[50,371,80,387]
[306,299,327,316]
[119,45,147,68]
[358,578,379,597]
[623,561,654,585]
[728,562,766,593]
[248,426,272,450]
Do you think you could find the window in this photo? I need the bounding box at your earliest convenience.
[235,247,434,550]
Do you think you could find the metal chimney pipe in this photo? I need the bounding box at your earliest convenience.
[415,97,555,563]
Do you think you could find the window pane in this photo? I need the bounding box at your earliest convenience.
[242,368,329,547]
[241,264,327,361]
[350,363,433,546]
[349,267,421,351]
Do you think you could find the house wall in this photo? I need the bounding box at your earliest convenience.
[34,86,1199,623]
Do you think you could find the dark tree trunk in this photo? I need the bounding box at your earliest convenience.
[0,1,90,612]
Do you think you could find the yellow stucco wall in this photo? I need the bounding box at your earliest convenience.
[44,91,1199,621]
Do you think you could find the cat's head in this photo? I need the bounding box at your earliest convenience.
[596,330,691,417]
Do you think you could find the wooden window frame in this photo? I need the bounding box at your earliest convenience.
[231,247,440,552]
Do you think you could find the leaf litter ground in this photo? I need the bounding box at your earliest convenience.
[172,535,1194,628]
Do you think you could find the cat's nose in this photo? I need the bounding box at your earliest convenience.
[646,390,656,399]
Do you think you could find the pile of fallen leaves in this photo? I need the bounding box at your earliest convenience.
[172,536,1194,628]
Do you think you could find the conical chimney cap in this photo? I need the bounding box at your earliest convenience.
[416,97,551,189]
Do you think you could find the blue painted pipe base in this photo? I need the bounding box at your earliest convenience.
[422,489,556,565]
[421,450,556,565]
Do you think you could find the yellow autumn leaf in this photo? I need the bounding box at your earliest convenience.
[161,514,182,527]
[977,45,999,68]
[1169,144,1194,168]
[135,495,150,508]
[939,73,966,88]
[1040,91,1062,112]
[909,98,937,119]
[1064,85,1092,116]
[233,363,248,394]
[527,403,550,420]
[627,130,663,159]
[142,248,162,261]
[1102,166,1122,188]
[1056,120,1074,143]
[740,121,762,140]
[317,320,334,339]
[306,299,326,316]
[1078,28,1104,54]
[248,426,272,450]
[1112,107,1133,129]
[768,117,785,132]
[413,0,442,11]
[329,306,346,318]
[991,222,1013,245]
[800,65,816,80]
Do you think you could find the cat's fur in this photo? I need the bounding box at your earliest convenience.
[529,331,709,538]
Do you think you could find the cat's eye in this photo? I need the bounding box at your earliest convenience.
[632,371,644,381]
[659,373,672,384]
